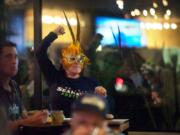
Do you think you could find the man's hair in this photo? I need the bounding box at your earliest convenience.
[0,41,17,54]
[71,94,108,118]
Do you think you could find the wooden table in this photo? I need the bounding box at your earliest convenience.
[108,119,129,134]
[19,122,69,135]
[19,119,129,135]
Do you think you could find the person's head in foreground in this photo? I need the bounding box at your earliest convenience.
[70,94,109,135]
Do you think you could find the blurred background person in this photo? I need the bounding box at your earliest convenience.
[20,55,35,110]
[0,41,48,135]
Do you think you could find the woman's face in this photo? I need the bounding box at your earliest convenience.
[62,54,84,78]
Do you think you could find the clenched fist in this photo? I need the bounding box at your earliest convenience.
[53,25,65,35]
[94,86,107,97]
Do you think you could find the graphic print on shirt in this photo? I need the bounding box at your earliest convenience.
[57,86,88,99]
[8,103,20,120]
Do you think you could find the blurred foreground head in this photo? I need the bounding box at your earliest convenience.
[70,94,109,133]
[72,94,108,118]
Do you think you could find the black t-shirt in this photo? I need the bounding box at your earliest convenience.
[36,32,98,117]
[49,74,98,116]
[0,80,23,121]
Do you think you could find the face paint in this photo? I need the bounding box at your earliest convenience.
[61,43,89,69]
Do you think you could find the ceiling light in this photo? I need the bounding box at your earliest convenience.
[162,0,168,7]
[116,0,124,10]
[150,8,156,16]
[166,9,171,16]
[134,9,141,16]
[54,17,63,24]
[153,2,158,8]
[145,22,153,29]
[171,23,177,30]
[131,11,135,16]
[42,15,53,24]
[143,10,148,16]
[163,23,170,29]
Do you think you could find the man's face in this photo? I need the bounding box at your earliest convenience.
[71,111,104,135]
[0,47,18,77]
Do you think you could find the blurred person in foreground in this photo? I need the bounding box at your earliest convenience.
[0,41,47,135]
[36,24,107,117]
[63,94,114,135]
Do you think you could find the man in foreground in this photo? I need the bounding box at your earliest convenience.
[63,94,114,135]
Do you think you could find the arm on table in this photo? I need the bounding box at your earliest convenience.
[8,111,48,132]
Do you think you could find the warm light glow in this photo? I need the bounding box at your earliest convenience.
[41,15,84,26]
[69,18,77,26]
[152,23,162,30]
[143,10,148,16]
[171,23,177,30]
[145,22,153,29]
[96,45,102,52]
[166,9,171,16]
[134,9,141,16]
[142,22,178,30]
[140,22,145,29]
[150,8,156,16]
[164,14,170,20]
[25,9,88,46]
[154,15,158,19]
[142,22,164,30]
[157,23,163,30]
[163,23,170,29]
[53,17,63,24]
[162,0,168,6]
[153,2,158,8]
[152,23,157,30]
[116,0,124,10]
[42,15,53,24]
[131,11,135,16]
